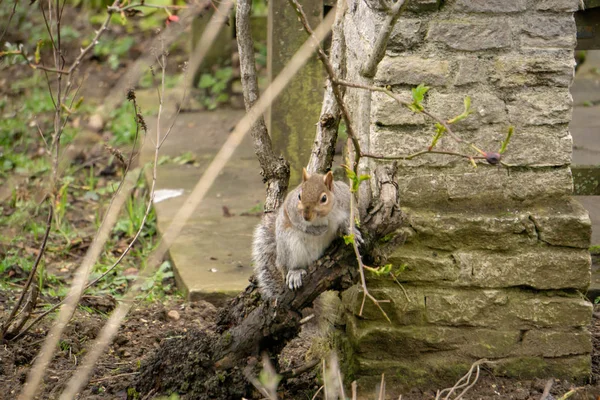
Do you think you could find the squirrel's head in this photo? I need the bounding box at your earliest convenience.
[297,168,334,222]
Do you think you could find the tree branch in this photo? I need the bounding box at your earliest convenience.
[306,0,347,174]
[236,0,289,211]
[288,0,361,171]
[360,0,409,78]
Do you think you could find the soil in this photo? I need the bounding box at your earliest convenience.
[1,300,600,399]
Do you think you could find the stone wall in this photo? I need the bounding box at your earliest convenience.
[341,0,593,391]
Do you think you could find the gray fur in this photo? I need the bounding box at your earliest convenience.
[252,180,360,299]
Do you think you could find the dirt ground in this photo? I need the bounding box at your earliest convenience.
[1,299,600,400]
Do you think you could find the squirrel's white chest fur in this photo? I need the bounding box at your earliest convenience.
[279,200,348,270]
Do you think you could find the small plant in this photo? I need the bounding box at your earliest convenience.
[197,67,233,110]
[92,36,135,70]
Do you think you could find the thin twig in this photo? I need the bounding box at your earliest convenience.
[540,379,554,400]
[361,0,409,78]
[236,0,289,211]
[59,2,337,397]
[1,206,52,340]
[18,171,139,400]
[288,0,361,169]
[88,372,139,384]
[0,0,20,43]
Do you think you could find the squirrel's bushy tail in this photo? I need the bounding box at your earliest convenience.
[252,212,282,300]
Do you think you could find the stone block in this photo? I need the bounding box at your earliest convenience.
[492,355,591,381]
[395,166,573,207]
[407,0,442,12]
[521,14,577,48]
[532,0,581,11]
[375,56,451,86]
[387,245,459,282]
[388,18,427,53]
[404,208,538,251]
[426,288,592,329]
[455,57,491,86]
[353,355,590,393]
[454,248,591,290]
[500,125,572,167]
[347,318,521,359]
[451,0,526,12]
[371,91,426,126]
[347,318,592,360]
[427,91,508,130]
[506,88,572,126]
[520,330,592,357]
[345,285,592,329]
[491,54,574,88]
[530,198,592,248]
[427,19,512,51]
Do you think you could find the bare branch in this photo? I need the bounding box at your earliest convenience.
[58,10,336,396]
[236,0,289,211]
[1,205,52,340]
[361,0,409,78]
[306,0,347,174]
[288,0,361,170]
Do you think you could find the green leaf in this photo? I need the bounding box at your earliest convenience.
[430,123,446,149]
[343,234,355,245]
[34,40,42,64]
[198,74,217,89]
[411,83,429,107]
[499,126,514,154]
[447,95,472,124]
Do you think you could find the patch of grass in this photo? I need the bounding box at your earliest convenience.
[197,67,233,110]
[107,101,138,146]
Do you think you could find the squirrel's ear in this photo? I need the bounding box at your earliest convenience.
[302,168,310,182]
[323,171,333,190]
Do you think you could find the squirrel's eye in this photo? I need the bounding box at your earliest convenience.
[321,194,327,203]
[298,193,301,201]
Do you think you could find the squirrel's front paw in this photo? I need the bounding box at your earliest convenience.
[286,270,306,291]
[354,228,364,246]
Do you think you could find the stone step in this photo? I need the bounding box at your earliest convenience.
[401,198,591,251]
[141,110,265,305]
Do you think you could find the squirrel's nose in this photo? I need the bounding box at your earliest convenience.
[303,212,313,221]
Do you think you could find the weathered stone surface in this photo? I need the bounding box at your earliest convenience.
[452,0,526,12]
[371,91,426,126]
[520,330,592,357]
[387,245,459,282]
[427,91,508,130]
[342,285,426,325]
[407,0,442,12]
[521,15,577,48]
[405,208,538,251]
[388,18,426,53]
[533,0,580,11]
[491,54,574,88]
[455,57,491,86]
[428,19,512,51]
[354,355,591,393]
[396,166,574,206]
[426,289,592,329]
[347,318,592,360]
[347,318,521,359]
[530,199,592,248]
[375,56,451,86]
[454,248,591,290]
[507,89,572,126]
[493,355,591,381]
[500,125,572,167]
[345,284,592,329]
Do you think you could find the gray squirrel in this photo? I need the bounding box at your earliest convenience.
[252,168,361,299]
